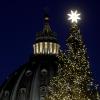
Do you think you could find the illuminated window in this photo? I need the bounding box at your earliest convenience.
[53,43,57,54]
[44,42,48,53]
[48,43,50,53]
[38,43,40,53]
[36,43,39,54]
[56,44,59,54]
[50,42,52,53]
[47,42,50,54]
[40,42,42,53]
[42,42,45,54]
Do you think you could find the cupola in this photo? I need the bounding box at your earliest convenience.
[33,14,60,55]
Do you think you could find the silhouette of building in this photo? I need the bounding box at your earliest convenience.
[0,14,60,100]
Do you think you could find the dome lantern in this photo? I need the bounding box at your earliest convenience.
[33,14,60,55]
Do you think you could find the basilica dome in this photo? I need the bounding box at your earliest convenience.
[0,15,60,100]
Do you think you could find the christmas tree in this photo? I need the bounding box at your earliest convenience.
[46,10,100,100]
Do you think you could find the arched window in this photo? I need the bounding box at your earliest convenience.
[17,88,26,100]
[2,90,9,100]
[40,86,47,97]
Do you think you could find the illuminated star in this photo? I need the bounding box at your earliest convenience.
[67,10,81,23]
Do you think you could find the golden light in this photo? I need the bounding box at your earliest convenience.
[67,10,81,23]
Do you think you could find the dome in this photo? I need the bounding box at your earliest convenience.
[0,14,60,100]
[0,55,59,100]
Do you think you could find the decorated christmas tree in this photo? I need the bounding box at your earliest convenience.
[46,10,100,100]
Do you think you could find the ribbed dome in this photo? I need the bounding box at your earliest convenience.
[0,55,59,100]
[0,14,60,100]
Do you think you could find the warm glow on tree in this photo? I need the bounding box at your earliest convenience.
[46,11,100,100]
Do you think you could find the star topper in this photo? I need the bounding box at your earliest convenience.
[67,10,81,23]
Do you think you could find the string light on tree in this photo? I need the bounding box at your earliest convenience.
[67,10,81,23]
[46,9,100,100]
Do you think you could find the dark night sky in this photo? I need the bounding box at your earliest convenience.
[0,0,100,85]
